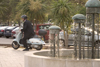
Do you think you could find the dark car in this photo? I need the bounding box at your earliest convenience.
[0,26,8,37]
[4,26,18,38]
[0,24,7,27]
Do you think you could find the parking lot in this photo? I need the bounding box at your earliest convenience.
[0,37,13,45]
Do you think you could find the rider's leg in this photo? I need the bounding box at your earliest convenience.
[23,37,29,51]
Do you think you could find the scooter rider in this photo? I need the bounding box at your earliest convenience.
[21,15,35,51]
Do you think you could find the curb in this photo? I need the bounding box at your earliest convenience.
[0,44,12,47]
[0,44,49,49]
[0,44,72,49]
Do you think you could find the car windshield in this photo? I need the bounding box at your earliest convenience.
[39,25,51,30]
[15,27,19,30]
[13,27,20,31]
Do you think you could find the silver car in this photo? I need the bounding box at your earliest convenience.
[59,28,100,47]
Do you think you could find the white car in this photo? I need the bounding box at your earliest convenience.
[12,27,21,38]
[59,28,100,47]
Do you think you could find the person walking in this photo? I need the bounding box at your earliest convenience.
[21,15,35,51]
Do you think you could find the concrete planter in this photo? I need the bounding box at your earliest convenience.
[25,50,100,67]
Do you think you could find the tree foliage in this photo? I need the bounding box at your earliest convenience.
[52,0,72,30]
[16,0,46,25]
[0,0,87,26]
[0,0,8,22]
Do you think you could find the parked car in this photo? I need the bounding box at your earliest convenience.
[12,27,20,38]
[11,23,52,39]
[34,24,52,42]
[59,28,100,47]
[0,24,7,27]
[11,23,52,40]
[0,26,8,37]
[4,26,18,38]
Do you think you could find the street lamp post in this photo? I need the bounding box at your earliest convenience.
[72,14,86,59]
[85,0,100,59]
[49,26,61,57]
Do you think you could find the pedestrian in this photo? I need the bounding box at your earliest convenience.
[21,15,35,51]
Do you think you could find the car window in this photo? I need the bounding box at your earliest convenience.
[34,26,36,30]
[70,28,90,35]
[39,25,51,30]
[84,30,91,35]
[0,26,7,29]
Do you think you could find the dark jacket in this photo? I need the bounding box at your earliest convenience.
[21,20,35,38]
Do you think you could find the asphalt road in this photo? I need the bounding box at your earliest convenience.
[0,37,13,45]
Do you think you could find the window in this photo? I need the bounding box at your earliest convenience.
[39,25,51,30]
[34,26,36,30]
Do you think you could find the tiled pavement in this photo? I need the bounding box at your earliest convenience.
[0,47,36,67]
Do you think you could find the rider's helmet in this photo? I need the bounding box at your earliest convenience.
[21,15,27,19]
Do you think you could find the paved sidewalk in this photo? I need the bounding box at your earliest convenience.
[0,47,36,67]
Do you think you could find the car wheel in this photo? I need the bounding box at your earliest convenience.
[36,45,43,50]
[0,35,2,37]
[68,45,70,47]
[59,39,65,47]
[6,36,10,38]
[12,41,20,49]
[13,37,16,39]
[95,41,100,49]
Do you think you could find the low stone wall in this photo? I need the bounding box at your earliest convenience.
[24,50,100,67]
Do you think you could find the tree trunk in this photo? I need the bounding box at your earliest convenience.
[32,21,34,29]
[35,20,38,30]
[18,20,20,26]
[8,20,9,26]
[64,30,68,49]
[32,21,34,27]
[66,32,69,48]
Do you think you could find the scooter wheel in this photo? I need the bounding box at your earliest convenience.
[36,45,43,50]
[12,41,20,49]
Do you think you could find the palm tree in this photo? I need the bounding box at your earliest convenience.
[0,0,7,15]
[16,0,47,26]
[51,0,72,48]
[0,0,8,18]
[0,0,10,25]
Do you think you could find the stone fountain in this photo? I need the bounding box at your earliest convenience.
[24,0,100,67]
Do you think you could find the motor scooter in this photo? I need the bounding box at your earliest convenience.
[12,30,46,50]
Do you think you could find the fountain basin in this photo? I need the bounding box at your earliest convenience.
[25,49,100,67]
